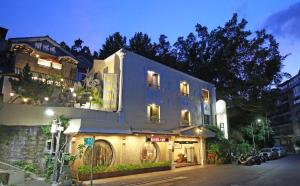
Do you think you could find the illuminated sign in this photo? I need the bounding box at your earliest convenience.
[146,137,169,142]
[34,42,56,54]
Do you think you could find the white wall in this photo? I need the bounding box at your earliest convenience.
[120,50,217,131]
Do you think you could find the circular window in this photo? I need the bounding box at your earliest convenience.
[140,142,159,163]
[83,140,114,166]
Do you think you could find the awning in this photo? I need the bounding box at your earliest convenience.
[64,118,132,135]
[173,126,216,138]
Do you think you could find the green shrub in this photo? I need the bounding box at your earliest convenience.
[77,161,171,174]
[14,161,41,175]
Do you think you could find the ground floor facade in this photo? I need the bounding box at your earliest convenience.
[68,133,207,170]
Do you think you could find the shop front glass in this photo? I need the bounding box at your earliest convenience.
[140,142,158,163]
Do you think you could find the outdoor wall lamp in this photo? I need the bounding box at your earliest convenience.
[9,92,15,97]
[122,138,126,145]
[44,97,49,101]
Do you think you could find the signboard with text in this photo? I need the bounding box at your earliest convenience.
[146,137,169,142]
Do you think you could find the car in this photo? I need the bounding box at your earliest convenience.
[272,146,287,157]
[259,148,278,160]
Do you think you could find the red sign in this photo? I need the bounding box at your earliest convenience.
[146,137,169,142]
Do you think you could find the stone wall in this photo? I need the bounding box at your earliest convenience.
[0,125,47,167]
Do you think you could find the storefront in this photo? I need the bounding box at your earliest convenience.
[65,120,215,170]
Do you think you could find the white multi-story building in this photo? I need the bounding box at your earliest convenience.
[0,49,224,170]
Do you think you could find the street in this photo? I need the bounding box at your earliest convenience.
[85,154,300,186]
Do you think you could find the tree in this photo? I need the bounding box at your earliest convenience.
[129,32,155,59]
[10,64,56,103]
[153,35,178,68]
[71,38,83,53]
[60,42,71,52]
[99,32,127,59]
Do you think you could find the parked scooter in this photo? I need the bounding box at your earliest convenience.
[238,154,255,165]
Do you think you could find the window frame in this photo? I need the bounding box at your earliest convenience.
[147,104,160,123]
[180,81,190,96]
[147,71,160,88]
[180,109,191,126]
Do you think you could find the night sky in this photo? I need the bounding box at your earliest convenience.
[1,0,300,76]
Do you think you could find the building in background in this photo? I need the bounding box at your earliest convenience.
[270,70,300,152]
[8,36,78,85]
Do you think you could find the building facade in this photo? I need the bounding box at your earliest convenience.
[270,70,300,152]
[0,49,222,170]
[65,49,218,169]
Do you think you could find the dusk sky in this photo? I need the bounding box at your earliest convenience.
[1,0,300,76]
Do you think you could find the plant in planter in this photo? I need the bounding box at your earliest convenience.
[76,161,171,181]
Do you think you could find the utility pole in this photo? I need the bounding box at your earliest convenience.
[251,122,256,150]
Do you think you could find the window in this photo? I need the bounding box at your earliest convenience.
[147,71,160,88]
[180,81,189,96]
[147,104,160,123]
[204,115,210,125]
[52,62,62,70]
[140,142,158,163]
[202,89,209,103]
[37,58,51,67]
[181,109,191,126]
[83,140,114,167]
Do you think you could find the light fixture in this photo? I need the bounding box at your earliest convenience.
[9,92,15,97]
[44,97,49,101]
[151,134,154,137]
[45,109,54,116]
[23,98,28,103]
[70,88,74,93]
[257,119,262,123]
[89,96,93,100]
[60,78,64,82]
[196,128,202,134]
[122,138,126,145]
[72,93,77,97]
[36,54,39,58]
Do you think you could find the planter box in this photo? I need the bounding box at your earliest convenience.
[76,166,171,181]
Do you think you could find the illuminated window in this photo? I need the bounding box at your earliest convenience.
[181,109,191,126]
[202,89,210,103]
[147,71,160,88]
[147,104,160,123]
[37,58,51,67]
[180,81,189,96]
[52,62,62,70]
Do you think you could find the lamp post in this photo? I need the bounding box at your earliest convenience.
[251,118,262,150]
[45,109,64,185]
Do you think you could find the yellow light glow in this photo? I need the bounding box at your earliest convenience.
[89,96,93,100]
[72,93,77,97]
[44,97,49,101]
[23,98,28,103]
[9,92,15,97]
[196,128,202,133]
[70,88,74,92]
[60,78,64,82]
[36,54,39,58]
[122,138,126,145]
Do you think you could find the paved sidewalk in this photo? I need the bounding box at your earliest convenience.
[82,164,213,185]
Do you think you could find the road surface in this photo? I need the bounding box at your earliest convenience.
[86,154,300,186]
